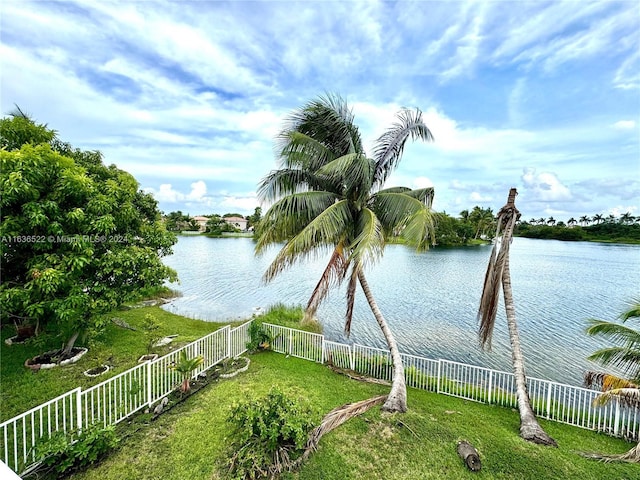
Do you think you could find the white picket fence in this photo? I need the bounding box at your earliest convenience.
[263,323,640,442]
[1,322,252,476]
[2,319,638,476]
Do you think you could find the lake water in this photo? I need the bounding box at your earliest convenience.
[162,235,640,387]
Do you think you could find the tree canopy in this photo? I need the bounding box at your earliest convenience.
[0,113,177,353]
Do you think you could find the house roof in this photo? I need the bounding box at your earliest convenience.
[224,216,247,222]
[192,216,209,222]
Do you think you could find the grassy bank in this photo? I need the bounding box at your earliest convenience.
[63,352,636,480]
[0,305,224,421]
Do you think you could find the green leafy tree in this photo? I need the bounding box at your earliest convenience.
[584,299,640,462]
[478,188,557,446]
[247,206,262,230]
[0,114,177,356]
[256,94,435,412]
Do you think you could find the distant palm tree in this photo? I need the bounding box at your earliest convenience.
[528,218,536,225]
[546,216,556,226]
[478,188,557,446]
[620,212,633,225]
[579,215,590,226]
[567,217,577,227]
[593,213,604,224]
[584,299,640,462]
[537,217,545,226]
[256,94,435,412]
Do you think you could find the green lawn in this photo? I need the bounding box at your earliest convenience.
[0,306,224,421]
[64,352,637,480]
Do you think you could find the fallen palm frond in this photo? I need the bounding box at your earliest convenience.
[271,395,388,476]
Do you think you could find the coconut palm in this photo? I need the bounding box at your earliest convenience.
[567,217,577,227]
[256,94,435,412]
[583,299,640,461]
[593,213,604,224]
[477,188,557,446]
[579,215,590,226]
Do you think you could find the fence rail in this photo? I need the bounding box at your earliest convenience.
[2,319,638,475]
[1,322,251,475]
[263,323,640,442]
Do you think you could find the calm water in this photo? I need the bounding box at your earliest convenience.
[162,236,640,387]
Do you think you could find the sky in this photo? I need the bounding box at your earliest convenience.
[1,0,639,222]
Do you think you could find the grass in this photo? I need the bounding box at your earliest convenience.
[0,305,223,421]
[61,352,638,480]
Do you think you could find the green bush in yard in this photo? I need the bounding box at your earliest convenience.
[33,424,118,476]
[226,387,319,479]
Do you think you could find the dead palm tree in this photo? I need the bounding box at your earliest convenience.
[256,94,435,412]
[477,188,557,446]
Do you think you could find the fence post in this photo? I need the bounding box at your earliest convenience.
[487,370,493,405]
[614,398,621,437]
[76,388,83,433]
[321,338,325,364]
[227,326,232,359]
[288,328,293,356]
[546,383,553,418]
[437,360,441,394]
[350,344,355,371]
[147,360,153,408]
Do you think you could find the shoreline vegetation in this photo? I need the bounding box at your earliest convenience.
[2,304,636,480]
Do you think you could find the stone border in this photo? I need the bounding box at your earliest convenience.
[4,336,27,346]
[83,365,110,377]
[138,354,159,363]
[220,356,250,378]
[24,348,88,370]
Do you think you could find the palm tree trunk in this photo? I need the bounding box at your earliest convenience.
[358,270,407,413]
[502,250,557,446]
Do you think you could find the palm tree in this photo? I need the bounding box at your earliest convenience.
[256,94,435,412]
[593,213,604,224]
[567,217,577,227]
[579,215,590,226]
[546,216,556,226]
[477,188,557,446]
[584,299,640,462]
[620,212,633,225]
[537,217,545,226]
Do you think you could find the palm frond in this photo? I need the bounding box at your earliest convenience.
[620,299,640,322]
[593,387,640,409]
[371,191,427,234]
[255,191,338,253]
[477,209,516,350]
[263,200,352,281]
[349,208,384,268]
[257,168,313,204]
[584,371,638,391]
[372,108,433,186]
[587,347,640,377]
[586,319,640,345]
[276,131,336,173]
[405,187,435,207]
[278,94,363,160]
[316,153,375,201]
[306,244,348,322]
[400,207,437,250]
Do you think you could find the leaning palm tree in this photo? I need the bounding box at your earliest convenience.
[256,94,435,412]
[477,188,557,446]
[583,299,640,462]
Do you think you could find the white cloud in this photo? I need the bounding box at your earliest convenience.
[521,168,572,202]
[613,120,636,130]
[413,177,434,189]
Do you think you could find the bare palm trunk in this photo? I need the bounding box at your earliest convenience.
[502,253,557,446]
[358,270,407,413]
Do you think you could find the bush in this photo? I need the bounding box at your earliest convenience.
[34,424,118,476]
[246,321,275,352]
[226,387,318,479]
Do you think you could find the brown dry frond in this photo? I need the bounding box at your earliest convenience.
[305,245,347,321]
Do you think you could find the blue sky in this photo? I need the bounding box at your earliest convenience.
[1,0,638,221]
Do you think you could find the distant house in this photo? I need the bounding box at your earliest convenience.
[223,216,248,231]
[192,216,209,232]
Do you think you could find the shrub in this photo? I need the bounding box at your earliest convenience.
[246,321,275,352]
[34,424,118,475]
[226,387,318,479]
[169,350,204,392]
